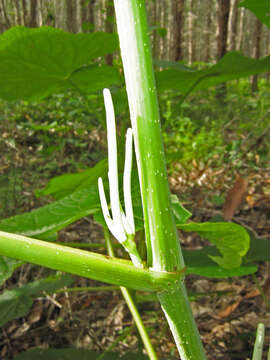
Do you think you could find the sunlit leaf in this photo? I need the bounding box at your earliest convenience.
[0,186,101,238]
[0,26,119,101]
[178,222,250,269]
[183,247,257,278]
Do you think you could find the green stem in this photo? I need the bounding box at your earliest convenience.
[104,228,158,360]
[114,0,183,272]
[54,286,120,293]
[252,274,270,311]
[55,241,121,249]
[252,323,264,360]
[113,1,207,358]
[0,230,182,292]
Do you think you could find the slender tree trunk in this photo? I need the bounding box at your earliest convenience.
[228,0,239,51]
[204,0,213,62]
[187,0,194,64]
[217,0,231,60]
[160,1,168,59]
[153,0,160,59]
[29,0,38,27]
[217,0,231,99]
[251,18,263,92]
[12,0,23,25]
[171,0,185,61]
[76,0,82,32]
[237,7,244,51]
[0,0,10,31]
[66,0,77,32]
[87,0,96,31]
[37,0,43,26]
[105,0,114,65]
[21,0,28,25]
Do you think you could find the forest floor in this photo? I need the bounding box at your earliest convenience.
[0,113,270,360]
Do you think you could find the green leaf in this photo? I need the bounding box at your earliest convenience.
[0,256,23,285]
[239,0,270,29]
[171,194,192,224]
[13,348,146,360]
[156,52,270,97]
[183,247,257,278]
[70,64,120,94]
[0,26,119,101]
[18,274,73,296]
[0,291,32,327]
[36,158,108,200]
[178,222,250,269]
[246,235,270,262]
[0,186,101,238]
[0,274,73,326]
[154,59,194,71]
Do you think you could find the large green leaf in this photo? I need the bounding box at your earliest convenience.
[0,257,23,286]
[0,26,119,101]
[156,52,270,96]
[239,0,270,29]
[36,158,108,200]
[0,186,100,238]
[183,247,257,278]
[0,275,73,326]
[178,222,250,269]
[246,234,270,262]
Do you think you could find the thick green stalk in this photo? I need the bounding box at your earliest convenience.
[113,1,207,358]
[114,0,183,272]
[0,231,181,292]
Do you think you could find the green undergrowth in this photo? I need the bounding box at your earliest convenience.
[160,78,270,173]
[0,78,269,196]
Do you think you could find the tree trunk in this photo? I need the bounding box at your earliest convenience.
[204,0,213,62]
[21,0,27,25]
[237,7,244,51]
[171,0,185,61]
[251,18,263,92]
[0,0,10,31]
[66,0,77,33]
[187,0,194,64]
[217,0,231,99]
[161,1,168,59]
[153,0,160,59]
[87,0,96,31]
[12,0,23,25]
[29,0,38,27]
[217,0,231,60]
[105,0,114,65]
[228,0,239,51]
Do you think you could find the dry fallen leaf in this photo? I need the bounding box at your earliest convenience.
[223,176,248,221]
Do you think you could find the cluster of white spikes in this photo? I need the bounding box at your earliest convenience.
[98,89,142,268]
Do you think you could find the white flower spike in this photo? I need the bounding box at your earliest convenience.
[98,89,142,268]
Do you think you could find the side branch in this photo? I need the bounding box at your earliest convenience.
[0,231,182,291]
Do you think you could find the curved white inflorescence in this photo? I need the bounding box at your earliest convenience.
[98,89,142,268]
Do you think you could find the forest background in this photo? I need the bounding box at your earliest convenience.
[0,1,270,360]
